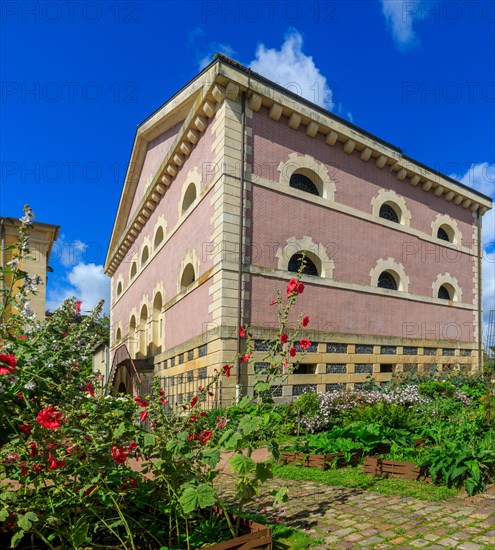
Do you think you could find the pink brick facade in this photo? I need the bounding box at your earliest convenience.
[106,56,491,401]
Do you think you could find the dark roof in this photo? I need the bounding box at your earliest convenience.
[139,53,493,204]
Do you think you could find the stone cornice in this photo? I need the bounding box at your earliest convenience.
[105,56,492,276]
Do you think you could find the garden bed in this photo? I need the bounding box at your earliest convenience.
[364,456,431,482]
[280,451,345,469]
[207,516,272,550]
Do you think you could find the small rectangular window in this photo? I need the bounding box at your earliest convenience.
[178,354,184,365]
[198,344,207,357]
[188,350,194,361]
[327,343,348,354]
[293,364,317,375]
[292,384,316,396]
[355,344,373,354]
[254,362,271,374]
[442,348,455,356]
[170,356,176,367]
[460,349,471,357]
[379,364,394,373]
[325,383,346,391]
[326,363,347,374]
[198,367,207,379]
[295,341,318,353]
[381,346,397,355]
[187,371,194,382]
[403,346,418,355]
[355,364,372,374]
[424,348,437,356]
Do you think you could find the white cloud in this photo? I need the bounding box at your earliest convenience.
[47,262,110,315]
[249,29,334,110]
[50,234,88,267]
[380,0,422,50]
[451,162,495,339]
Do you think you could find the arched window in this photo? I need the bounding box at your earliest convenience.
[139,305,148,357]
[377,270,399,291]
[379,203,400,223]
[289,172,319,196]
[181,183,197,214]
[154,226,164,249]
[129,315,137,357]
[116,327,122,343]
[152,292,163,354]
[438,284,453,300]
[288,253,319,276]
[141,246,149,266]
[180,263,195,290]
[130,262,137,279]
[117,281,123,296]
[437,225,453,242]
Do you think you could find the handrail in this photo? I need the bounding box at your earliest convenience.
[107,343,142,393]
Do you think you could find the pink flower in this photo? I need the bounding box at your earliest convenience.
[241,354,251,362]
[134,397,149,407]
[36,406,63,430]
[299,338,311,350]
[201,430,213,441]
[280,333,288,344]
[302,316,310,327]
[85,381,95,397]
[269,300,277,306]
[287,278,298,295]
[75,300,82,313]
[239,326,246,337]
[111,446,127,464]
[139,410,149,423]
[47,452,65,471]
[0,353,17,375]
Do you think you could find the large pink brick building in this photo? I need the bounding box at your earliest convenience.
[104,55,492,403]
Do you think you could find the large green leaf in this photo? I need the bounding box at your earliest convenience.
[113,422,126,438]
[238,415,262,436]
[217,428,242,450]
[179,483,216,514]
[70,517,90,548]
[229,453,255,475]
[17,511,38,531]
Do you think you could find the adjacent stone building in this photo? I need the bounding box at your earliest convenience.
[105,55,492,403]
[1,216,59,320]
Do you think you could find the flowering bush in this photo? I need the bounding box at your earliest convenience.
[0,207,312,549]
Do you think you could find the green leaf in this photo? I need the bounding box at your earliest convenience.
[17,511,37,531]
[236,395,253,409]
[179,483,216,514]
[255,461,273,483]
[70,517,89,548]
[217,428,242,450]
[0,509,8,521]
[11,530,25,548]
[143,432,157,449]
[229,453,255,475]
[272,486,289,505]
[113,421,126,438]
[238,415,262,436]
[201,448,220,469]
[253,381,270,393]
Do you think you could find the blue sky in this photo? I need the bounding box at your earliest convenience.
[0,0,493,333]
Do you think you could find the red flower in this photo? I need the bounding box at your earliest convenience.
[61,332,68,338]
[280,333,289,344]
[190,396,198,408]
[111,446,127,464]
[283,359,288,369]
[36,406,63,430]
[222,364,232,378]
[18,335,27,340]
[159,390,166,396]
[161,398,167,404]
[75,300,83,313]
[191,415,199,423]
[0,353,17,375]
[297,282,305,295]
[85,381,95,397]
[269,299,277,306]
[287,278,298,295]
[120,477,138,491]
[241,354,251,362]
[299,338,311,350]
[47,452,65,470]
[33,464,43,473]
[20,462,28,477]
[200,411,207,417]
[134,397,149,407]
[239,326,246,337]
[289,347,296,357]
[17,392,24,401]
[201,430,213,441]
[19,424,32,435]
[302,316,310,327]
[128,441,138,452]
[28,442,37,457]
[139,410,149,423]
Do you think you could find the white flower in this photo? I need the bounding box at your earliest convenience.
[24,381,36,391]
[0,383,5,393]
[6,259,19,269]
[5,375,19,384]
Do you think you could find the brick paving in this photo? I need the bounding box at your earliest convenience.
[215,472,495,549]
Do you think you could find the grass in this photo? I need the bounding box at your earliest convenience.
[272,524,325,549]
[272,464,460,501]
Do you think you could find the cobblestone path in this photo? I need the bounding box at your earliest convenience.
[215,474,495,549]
